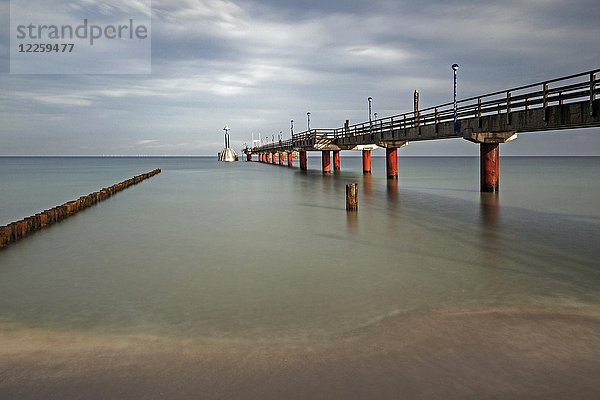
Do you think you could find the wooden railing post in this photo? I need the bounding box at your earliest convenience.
[543,82,549,121]
[591,72,596,117]
[506,91,512,125]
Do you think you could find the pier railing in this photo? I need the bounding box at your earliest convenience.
[248,68,599,153]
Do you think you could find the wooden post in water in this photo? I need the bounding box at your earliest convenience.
[346,183,358,211]
[362,150,372,174]
[300,151,308,171]
[480,143,500,192]
[322,150,331,174]
[333,150,341,171]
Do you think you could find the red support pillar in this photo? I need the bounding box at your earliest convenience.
[386,148,398,179]
[266,153,271,164]
[300,151,308,171]
[287,152,293,167]
[322,151,331,174]
[247,153,252,162]
[333,150,341,171]
[279,153,284,165]
[480,143,500,192]
[362,150,372,174]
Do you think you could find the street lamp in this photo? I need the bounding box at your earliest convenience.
[452,63,459,132]
[374,112,378,121]
[368,97,373,135]
[307,112,311,131]
[290,119,294,136]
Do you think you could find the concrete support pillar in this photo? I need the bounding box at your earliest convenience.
[300,151,308,171]
[362,150,372,174]
[322,151,331,174]
[480,143,500,192]
[287,152,293,167]
[333,150,341,171]
[386,148,398,180]
[279,153,284,165]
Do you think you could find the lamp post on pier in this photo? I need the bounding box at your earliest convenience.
[307,112,311,131]
[368,97,373,137]
[452,63,459,132]
[290,119,294,137]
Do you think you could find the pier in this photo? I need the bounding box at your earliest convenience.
[244,69,600,192]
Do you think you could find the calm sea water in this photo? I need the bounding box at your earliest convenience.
[0,156,599,341]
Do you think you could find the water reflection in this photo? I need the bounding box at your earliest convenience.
[362,174,373,197]
[480,192,500,227]
[346,212,358,234]
[479,192,501,267]
[386,179,399,205]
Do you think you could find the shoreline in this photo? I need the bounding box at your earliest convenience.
[2,305,599,399]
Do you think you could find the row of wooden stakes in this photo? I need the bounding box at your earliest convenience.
[0,168,161,250]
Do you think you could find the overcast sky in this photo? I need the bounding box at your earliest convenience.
[1,0,599,156]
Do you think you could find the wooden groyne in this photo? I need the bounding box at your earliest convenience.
[0,168,161,250]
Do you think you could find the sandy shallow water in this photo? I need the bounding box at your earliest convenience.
[2,306,599,400]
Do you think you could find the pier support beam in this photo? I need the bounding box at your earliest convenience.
[279,153,284,166]
[386,148,398,179]
[480,143,499,192]
[300,151,308,171]
[464,132,517,193]
[362,150,372,174]
[333,150,341,171]
[266,153,271,164]
[288,152,293,167]
[247,153,252,162]
[322,151,331,174]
